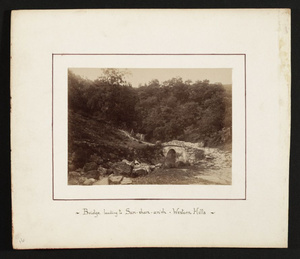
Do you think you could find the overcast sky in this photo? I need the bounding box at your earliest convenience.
[70,68,232,87]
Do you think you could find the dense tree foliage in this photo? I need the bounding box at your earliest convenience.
[135,78,232,145]
[68,69,232,147]
[69,69,137,128]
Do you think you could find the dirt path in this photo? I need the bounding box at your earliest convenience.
[119,130,155,146]
[132,165,231,185]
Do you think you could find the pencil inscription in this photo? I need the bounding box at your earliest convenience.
[79,207,210,217]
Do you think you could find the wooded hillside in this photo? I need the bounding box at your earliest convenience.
[68,69,232,147]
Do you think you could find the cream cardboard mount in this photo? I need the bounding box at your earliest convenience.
[11,9,290,248]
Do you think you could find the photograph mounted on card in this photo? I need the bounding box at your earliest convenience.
[52,54,246,200]
[11,9,290,249]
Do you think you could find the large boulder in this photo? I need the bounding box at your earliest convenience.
[121,177,133,185]
[83,162,98,172]
[97,166,108,176]
[139,163,151,173]
[155,163,162,168]
[106,168,114,175]
[68,171,81,177]
[84,170,100,180]
[68,178,79,185]
[150,165,156,171]
[131,164,151,177]
[107,161,114,168]
[78,176,88,184]
[83,178,96,185]
[109,175,123,184]
[93,177,109,185]
[122,159,134,167]
[131,168,147,177]
[111,162,132,176]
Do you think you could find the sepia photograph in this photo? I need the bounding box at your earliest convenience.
[11,9,289,249]
[67,68,232,186]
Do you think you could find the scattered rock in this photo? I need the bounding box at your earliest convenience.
[97,166,108,176]
[69,171,81,177]
[78,176,87,184]
[111,162,132,176]
[155,163,162,168]
[122,159,134,167]
[93,177,109,185]
[76,168,83,172]
[107,161,114,167]
[131,166,148,177]
[84,170,100,179]
[139,163,151,173]
[83,178,96,185]
[106,168,114,175]
[109,175,123,184]
[121,177,132,185]
[68,178,79,185]
[134,160,140,165]
[83,162,98,172]
[150,165,156,171]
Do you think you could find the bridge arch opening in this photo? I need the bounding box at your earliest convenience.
[165,149,176,168]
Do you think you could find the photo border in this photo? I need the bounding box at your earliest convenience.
[52,53,247,201]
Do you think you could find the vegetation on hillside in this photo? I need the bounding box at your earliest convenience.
[68,68,232,147]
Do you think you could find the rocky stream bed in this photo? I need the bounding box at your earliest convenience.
[68,145,232,185]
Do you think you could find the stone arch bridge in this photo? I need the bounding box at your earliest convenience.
[161,140,205,166]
